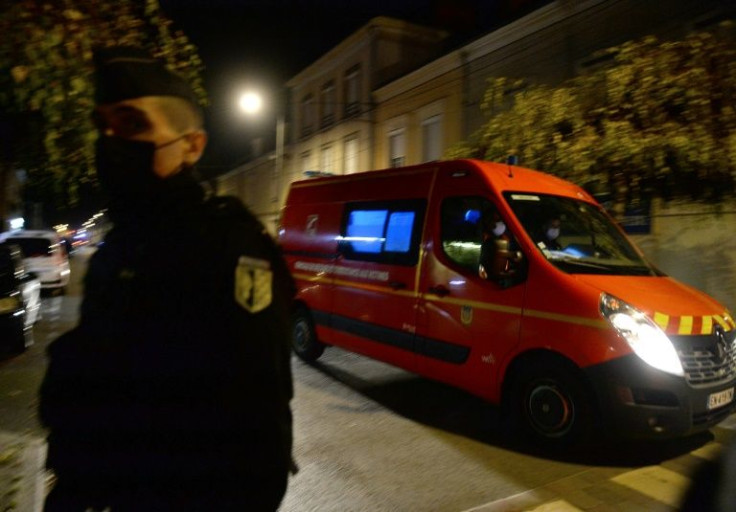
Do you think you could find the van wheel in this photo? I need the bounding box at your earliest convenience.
[509,360,594,448]
[292,307,324,362]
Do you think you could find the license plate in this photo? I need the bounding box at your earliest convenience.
[708,387,735,410]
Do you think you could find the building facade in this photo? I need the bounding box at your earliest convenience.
[219,17,448,233]
[372,50,464,169]
[219,0,735,233]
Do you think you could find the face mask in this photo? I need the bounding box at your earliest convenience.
[546,227,560,240]
[95,135,191,217]
[95,136,159,207]
[493,221,506,237]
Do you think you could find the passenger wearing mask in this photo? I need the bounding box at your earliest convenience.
[539,217,563,251]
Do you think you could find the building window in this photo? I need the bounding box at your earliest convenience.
[388,129,406,168]
[422,115,442,162]
[344,65,361,117]
[320,144,334,174]
[343,135,359,174]
[301,94,315,137]
[301,151,312,175]
[321,81,336,128]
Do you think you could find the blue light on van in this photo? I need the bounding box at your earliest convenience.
[464,209,481,224]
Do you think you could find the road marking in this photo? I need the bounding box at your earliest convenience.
[0,431,47,512]
[611,466,691,508]
[459,478,587,512]
[19,437,47,512]
[691,441,724,461]
[526,500,583,511]
[459,489,552,512]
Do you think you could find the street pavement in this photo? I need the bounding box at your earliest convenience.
[4,348,735,512]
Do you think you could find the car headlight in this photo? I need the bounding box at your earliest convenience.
[0,296,21,314]
[600,293,684,377]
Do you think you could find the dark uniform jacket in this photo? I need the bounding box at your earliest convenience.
[39,179,295,492]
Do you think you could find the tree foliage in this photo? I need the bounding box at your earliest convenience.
[0,0,206,226]
[447,21,736,202]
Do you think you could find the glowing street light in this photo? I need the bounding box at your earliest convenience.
[237,89,285,206]
[238,91,263,114]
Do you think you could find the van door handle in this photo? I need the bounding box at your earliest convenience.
[428,285,450,297]
[389,281,406,290]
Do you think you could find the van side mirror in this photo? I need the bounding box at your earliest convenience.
[487,239,523,283]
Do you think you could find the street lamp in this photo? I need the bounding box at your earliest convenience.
[237,90,285,207]
[238,91,262,115]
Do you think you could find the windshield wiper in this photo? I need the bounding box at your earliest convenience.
[547,254,611,271]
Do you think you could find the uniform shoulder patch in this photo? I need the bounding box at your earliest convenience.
[235,255,273,313]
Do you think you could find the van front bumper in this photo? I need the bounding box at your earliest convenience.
[585,354,736,439]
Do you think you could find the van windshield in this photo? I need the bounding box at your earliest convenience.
[5,237,53,258]
[504,192,658,276]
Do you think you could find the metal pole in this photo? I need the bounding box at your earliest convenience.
[274,113,285,206]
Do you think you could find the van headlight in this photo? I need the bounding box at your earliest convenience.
[600,293,684,377]
[0,296,21,314]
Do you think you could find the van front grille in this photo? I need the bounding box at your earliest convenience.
[670,329,736,386]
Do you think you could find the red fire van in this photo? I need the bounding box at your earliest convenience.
[279,159,736,444]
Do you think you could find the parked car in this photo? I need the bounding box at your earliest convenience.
[2,230,70,294]
[0,242,41,353]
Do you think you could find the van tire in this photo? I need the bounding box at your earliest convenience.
[292,307,324,362]
[509,359,594,448]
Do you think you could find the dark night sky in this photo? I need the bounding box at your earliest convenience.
[158,0,540,174]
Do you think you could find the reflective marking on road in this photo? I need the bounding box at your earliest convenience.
[459,489,553,512]
[611,466,691,508]
[691,442,724,461]
[526,500,584,511]
[459,488,584,511]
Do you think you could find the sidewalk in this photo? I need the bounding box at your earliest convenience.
[0,431,47,512]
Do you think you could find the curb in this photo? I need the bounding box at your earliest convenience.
[17,438,47,512]
[0,433,47,512]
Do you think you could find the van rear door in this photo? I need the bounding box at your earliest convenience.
[416,166,525,400]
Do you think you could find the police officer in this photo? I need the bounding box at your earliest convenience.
[40,46,295,512]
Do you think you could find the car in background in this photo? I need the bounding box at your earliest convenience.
[2,230,70,294]
[0,242,41,353]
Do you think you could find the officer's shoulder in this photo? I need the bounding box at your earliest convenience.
[205,195,263,229]
[204,195,276,247]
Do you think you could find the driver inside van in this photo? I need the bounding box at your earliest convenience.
[478,209,519,281]
[538,216,562,251]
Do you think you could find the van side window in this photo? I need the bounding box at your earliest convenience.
[441,196,496,271]
[340,199,426,265]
